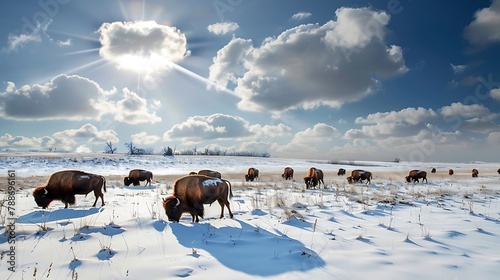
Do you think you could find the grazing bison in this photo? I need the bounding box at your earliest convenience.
[196,169,222,179]
[347,169,372,184]
[282,167,294,180]
[162,175,233,223]
[245,167,259,182]
[405,170,427,183]
[337,168,346,176]
[303,167,324,189]
[472,169,479,178]
[33,170,106,209]
[448,169,454,175]
[431,168,436,173]
[124,169,153,186]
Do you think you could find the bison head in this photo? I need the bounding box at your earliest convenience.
[33,187,53,209]
[124,177,132,186]
[162,196,183,222]
[405,176,412,183]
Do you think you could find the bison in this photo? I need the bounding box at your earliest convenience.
[304,167,324,189]
[124,169,153,186]
[347,169,372,184]
[449,169,454,175]
[472,169,479,178]
[431,168,436,173]
[33,170,106,209]
[498,168,500,174]
[196,169,222,179]
[162,175,234,223]
[337,168,346,176]
[245,167,259,182]
[282,167,294,180]
[405,170,427,183]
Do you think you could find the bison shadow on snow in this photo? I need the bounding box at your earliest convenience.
[17,207,102,224]
[170,220,326,276]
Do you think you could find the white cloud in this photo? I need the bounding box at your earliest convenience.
[464,0,500,47]
[491,88,500,101]
[450,63,467,74]
[163,113,252,144]
[6,33,41,52]
[208,7,407,113]
[131,132,160,146]
[487,131,500,148]
[291,12,312,20]
[207,22,239,35]
[249,123,292,138]
[75,145,92,153]
[52,124,119,144]
[99,21,190,75]
[113,88,162,124]
[0,74,113,121]
[277,123,340,157]
[440,102,492,118]
[345,107,438,139]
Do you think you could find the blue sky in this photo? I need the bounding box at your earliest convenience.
[1,0,499,162]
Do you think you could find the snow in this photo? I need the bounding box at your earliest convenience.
[1,153,500,279]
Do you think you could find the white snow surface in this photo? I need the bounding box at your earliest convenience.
[0,153,499,279]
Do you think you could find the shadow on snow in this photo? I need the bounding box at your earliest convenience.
[170,219,326,276]
[16,207,102,224]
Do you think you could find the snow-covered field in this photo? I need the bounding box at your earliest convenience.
[1,153,499,279]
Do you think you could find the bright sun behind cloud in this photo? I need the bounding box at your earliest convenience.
[98,20,190,75]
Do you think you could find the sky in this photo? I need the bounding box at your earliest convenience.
[0,0,499,162]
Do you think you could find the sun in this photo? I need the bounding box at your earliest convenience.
[116,52,169,75]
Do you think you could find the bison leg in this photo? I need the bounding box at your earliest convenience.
[217,198,234,219]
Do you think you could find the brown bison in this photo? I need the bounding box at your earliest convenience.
[431,168,436,173]
[245,167,259,182]
[304,167,324,189]
[337,168,346,176]
[162,175,234,223]
[124,169,153,186]
[195,169,222,179]
[405,170,427,183]
[449,169,454,175]
[33,170,106,209]
[472,169,479,178]
[282,167,294,180]
[347,169,372,184]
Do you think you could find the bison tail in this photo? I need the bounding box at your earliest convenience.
[223,179,234,199]
[102,176,107,192]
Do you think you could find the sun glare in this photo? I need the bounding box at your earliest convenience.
[117,53,169,74]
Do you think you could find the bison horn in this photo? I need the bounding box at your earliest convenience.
[43,188,48,195]
[175,198,180,207]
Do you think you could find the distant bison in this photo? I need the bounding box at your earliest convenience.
[304,167,324,189]
[33,170,106,209]
[498,169,500,174]
[282,167,294,180]
[124,169,153,186]
[196,169,222,179]
[162,175,233,223]
[337,168,346,176]
[405,170,427,183]
[347,170,372,184]
[431,168,436,173]
[245,167,259,182]
[448,169,454,175]
[471,169,479,178]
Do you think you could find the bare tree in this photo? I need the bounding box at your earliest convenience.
[105,141,117,154]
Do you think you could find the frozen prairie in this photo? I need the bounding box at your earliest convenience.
[0,153,499,280]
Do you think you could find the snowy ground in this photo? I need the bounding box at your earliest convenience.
[0,153,499,279]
